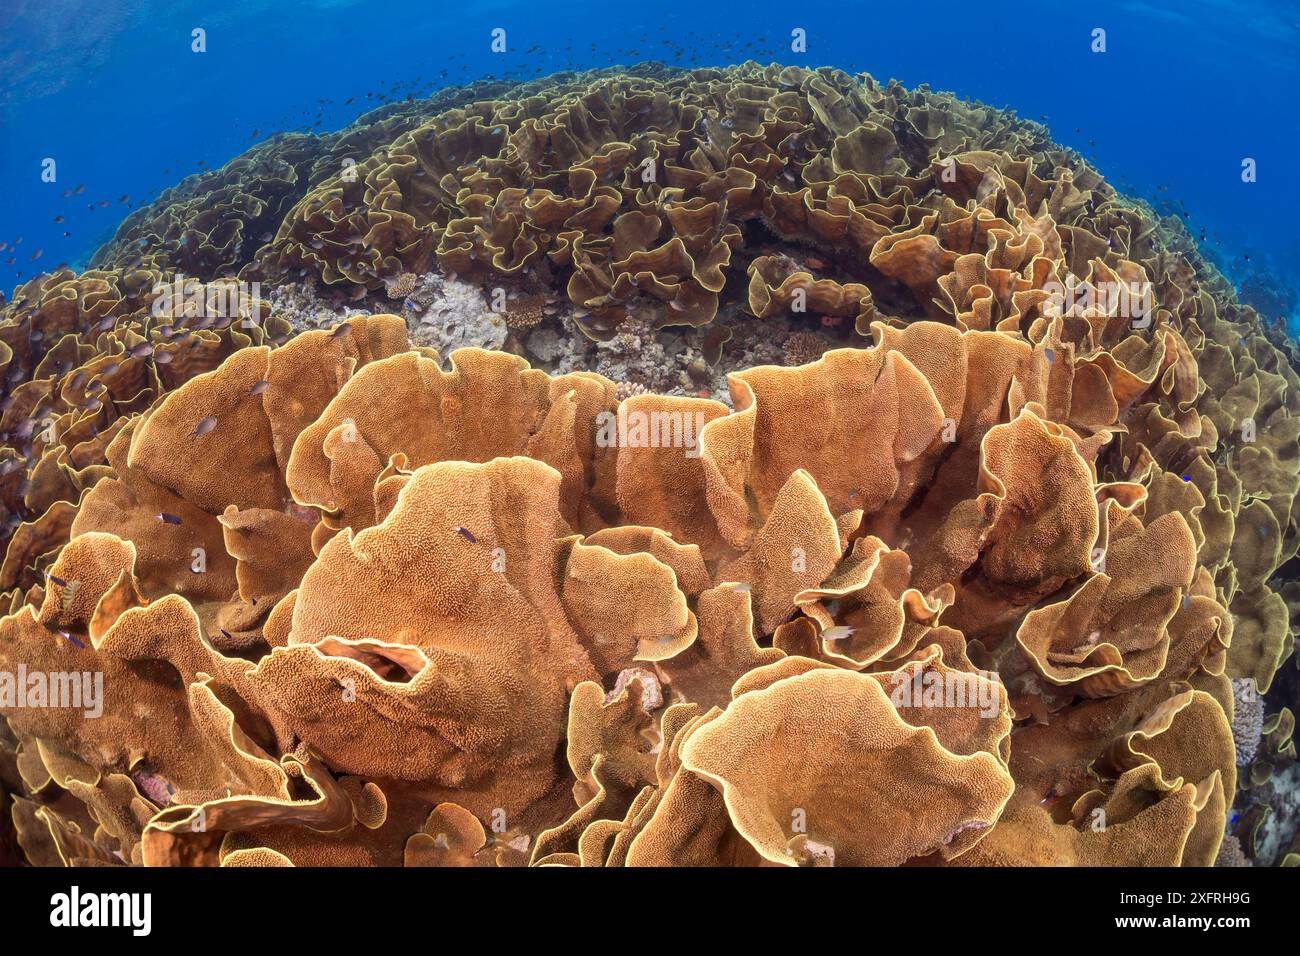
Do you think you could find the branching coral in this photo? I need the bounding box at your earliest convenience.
[1,61,1296,868]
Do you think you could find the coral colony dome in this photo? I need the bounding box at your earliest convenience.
[0,0,1296,930]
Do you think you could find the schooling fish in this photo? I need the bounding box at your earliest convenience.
[249,380,271,395]
[454,527,477,544]
[822,626,855,642]
[156,512,183,525]
[191,415,218,437]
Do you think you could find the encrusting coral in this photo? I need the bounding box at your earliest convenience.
[0,61,1296,867]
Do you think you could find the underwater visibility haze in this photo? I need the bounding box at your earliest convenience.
[0,0,1297,891]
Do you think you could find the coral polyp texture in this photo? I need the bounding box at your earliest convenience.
[0,62,1296,867]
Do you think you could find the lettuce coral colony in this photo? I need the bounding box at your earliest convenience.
[0,63,1296,868]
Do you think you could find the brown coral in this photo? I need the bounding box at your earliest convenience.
[1,60,1296,870]
[782,330,829,366]
[384,272,419,301]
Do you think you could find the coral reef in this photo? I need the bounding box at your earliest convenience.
[0,267,291,599]
[0,61,1296,867]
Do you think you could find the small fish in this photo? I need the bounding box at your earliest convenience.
[73,184,85,195]
[822,625,855,642]
[331,322,353,338]
[157,512,183,525]
[455,526,477,544]
[59,631,86,649]
[727,582,752,593]
[47,573,68,587]
[153,350,173,365]
[192,415,218,437]
[249,380,271,395]
[53,215,64,224]
[129,342,154,358]
[1044,347,1055,363]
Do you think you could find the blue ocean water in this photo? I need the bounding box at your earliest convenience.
[1,0,1297,335]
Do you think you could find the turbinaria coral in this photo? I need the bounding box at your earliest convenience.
[0,62,1295,868]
